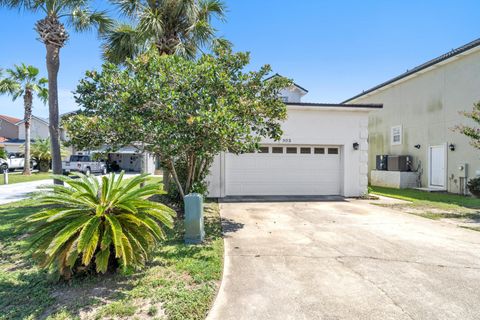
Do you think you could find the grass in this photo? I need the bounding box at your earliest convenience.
[1,171,52,184]
[0,181,223,320]
[370,186,480,209]
[370,186,480,226]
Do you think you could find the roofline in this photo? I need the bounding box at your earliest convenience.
[265,73,309,93]
[286,102,383,109]
[15,115,49,125]
[343,38,480,103]
[0,115,22,124]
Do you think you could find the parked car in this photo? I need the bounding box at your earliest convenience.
[0,153,37,172]
[62,154,107,176]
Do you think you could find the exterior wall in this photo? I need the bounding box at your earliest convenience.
[0,119,19,139]
[18,117,50,140]
[206,106,371,197]
[2,143,21,154]
[350,48,480,193]
[279,87,305,103]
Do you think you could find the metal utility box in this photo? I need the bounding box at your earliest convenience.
[184,193,205,244]
[387,155,412,172]
[376,155,388,171]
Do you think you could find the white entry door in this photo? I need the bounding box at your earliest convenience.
[429,145,446,188]
[225,145,342,196]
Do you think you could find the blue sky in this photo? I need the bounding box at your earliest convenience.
[1,0,479,119]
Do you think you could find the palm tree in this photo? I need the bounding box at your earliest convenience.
[0,0,112,183]
[29,138,68,172]
[104,0,227,63]
[104,0,226,187]
[0,64,48,175]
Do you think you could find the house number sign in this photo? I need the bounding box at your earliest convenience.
[282,138,292,143]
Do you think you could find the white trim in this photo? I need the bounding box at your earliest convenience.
[427,143,448,190]
[391,125,402,145]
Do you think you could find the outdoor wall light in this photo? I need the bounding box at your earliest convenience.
[353,142,359,150]
[414,144,421,149]
[449,143,456,151]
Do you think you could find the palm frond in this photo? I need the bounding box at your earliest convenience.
[27,171,176,278]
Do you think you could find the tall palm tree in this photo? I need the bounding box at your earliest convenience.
[0,64,48,175]
[0,0,112,183]
[104,0,227,63]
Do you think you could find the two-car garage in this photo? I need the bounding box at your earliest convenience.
[225,145,342,196]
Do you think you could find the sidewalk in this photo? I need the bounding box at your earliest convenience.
[0,179,52,205]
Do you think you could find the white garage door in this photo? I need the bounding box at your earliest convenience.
[225,145,342,196]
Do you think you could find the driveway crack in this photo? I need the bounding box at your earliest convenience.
[335,256,415,320]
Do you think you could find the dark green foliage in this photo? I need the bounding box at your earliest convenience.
[65,46,292,198]
[467,177,480,197]
[27,172,176,278]
[455,101,480,149]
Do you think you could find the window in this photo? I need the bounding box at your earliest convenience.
[272,147,283,154]
[328,148,339,154]
[259,147,269,153]
[300,147,311,154]
[281,96,289,102]
[286,147,297,154]
[314,147,325,154]
[391,125,402,145]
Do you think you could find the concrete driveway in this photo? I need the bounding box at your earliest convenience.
[208,199,480,320]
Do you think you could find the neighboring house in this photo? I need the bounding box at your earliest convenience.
[0,115,20,139]
[17,115,50,140]
[206,81,382,198]
[344,38,480,194]
[0,115,21,153]
[0,113,65,155]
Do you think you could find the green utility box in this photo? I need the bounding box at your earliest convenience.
[184,193,205,244]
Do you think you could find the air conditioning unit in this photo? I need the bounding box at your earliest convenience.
[375,155,388,171]
[387,155,412,172]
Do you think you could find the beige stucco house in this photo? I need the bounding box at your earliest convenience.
[345,38,480,194]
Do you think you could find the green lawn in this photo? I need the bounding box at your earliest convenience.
[1,171,52,184]
[0,190,223,320]
[370,186,480,221]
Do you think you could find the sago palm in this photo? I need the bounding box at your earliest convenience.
[104,0,227,63]
[0,0,112,183]
[27,172,175,278]
[0,64,48,175]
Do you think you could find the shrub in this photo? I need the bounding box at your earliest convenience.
[467,177,480,198]
[29,138,68,172]
[27,172,176,278]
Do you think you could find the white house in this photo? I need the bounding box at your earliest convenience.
[206,81,382,198]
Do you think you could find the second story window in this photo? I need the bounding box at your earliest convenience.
[281,96,288,102]
[391,125,402,145]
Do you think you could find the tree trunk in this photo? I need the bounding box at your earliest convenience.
[46,44,63,184]
[22,91,33,175]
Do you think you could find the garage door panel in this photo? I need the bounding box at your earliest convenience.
[225,145,342,196]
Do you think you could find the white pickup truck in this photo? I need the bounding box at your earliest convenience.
[0,153,36,172]
[62,154,107,176]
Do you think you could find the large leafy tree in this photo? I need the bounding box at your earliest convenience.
[0,64,48,175]
[0,0,112,183]
[104,0,227,64]
[455,102,480,149]
[64,46,292,199]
